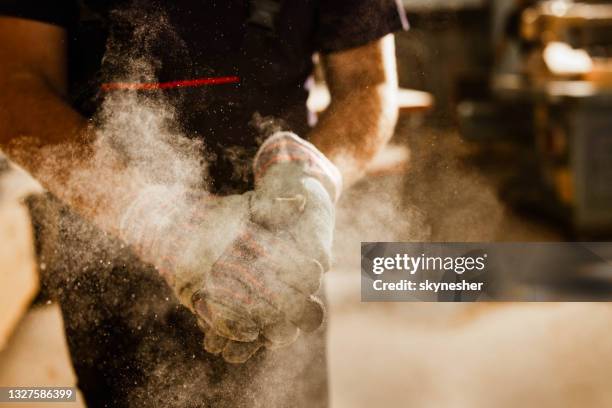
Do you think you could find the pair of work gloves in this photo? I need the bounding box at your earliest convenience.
[119,132,342,363]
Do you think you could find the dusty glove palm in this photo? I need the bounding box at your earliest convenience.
[118,185,324,362]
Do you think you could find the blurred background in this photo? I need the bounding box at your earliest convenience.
[2,0,612,406]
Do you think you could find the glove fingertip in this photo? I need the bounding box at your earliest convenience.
[222,339,264,364]
[203,331,228,355]
[263,321,299,348]
[192,295,260,342]
[296,296,325,333]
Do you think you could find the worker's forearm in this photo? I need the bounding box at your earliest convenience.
[308,84,398,187]
[0,71,137,232]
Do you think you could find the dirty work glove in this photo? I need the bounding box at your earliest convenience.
[251,131,342,273]
[118,185,324,363]
[193,219,326,362]
[237,131,342,352]
[193,221,325,363]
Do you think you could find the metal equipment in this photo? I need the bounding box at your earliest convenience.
[458,0,612,237]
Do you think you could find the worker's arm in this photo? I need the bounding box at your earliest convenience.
[249,37,400,292]
[308,34,399,188]
[0,17,133,231]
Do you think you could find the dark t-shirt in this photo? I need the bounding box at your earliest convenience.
[1,0,407,191]
[3,1,406,407]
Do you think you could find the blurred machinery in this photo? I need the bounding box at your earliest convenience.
[458,0,612,237]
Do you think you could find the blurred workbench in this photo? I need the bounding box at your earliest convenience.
[307,83,433,115]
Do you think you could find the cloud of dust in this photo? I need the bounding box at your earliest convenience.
[20,4,329,408]
[325,125,508,317]
[331,126,506,277]
[20,3,505,406]
[23,5,222,407]
[401,127,505,242]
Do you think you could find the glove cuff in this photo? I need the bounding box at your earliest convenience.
[253,132,343,203]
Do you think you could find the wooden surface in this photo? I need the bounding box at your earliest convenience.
[397,88,434,113]
[365,144,410,177]
[0,167,41,351]
[0,305,86,408]
[307,83,433,114]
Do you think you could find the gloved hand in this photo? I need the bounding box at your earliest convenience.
[227,132,341,357]
[193,220,325,362]
[118,185,324,363]
[250,131,342,273]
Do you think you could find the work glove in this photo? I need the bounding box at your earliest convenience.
[250,131,342,273]
[118,186,324,363]
[201,132,342,361]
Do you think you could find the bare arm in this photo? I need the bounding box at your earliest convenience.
[0,17,138,232]
[308,34,399,188]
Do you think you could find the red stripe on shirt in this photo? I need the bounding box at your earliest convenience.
[101,76,240,91]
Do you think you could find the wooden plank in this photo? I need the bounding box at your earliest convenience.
[397,88,434,113]
[0,161,43,350]
[307,83,433,114]
[0,200,38,351]
[365,144,410,177]
[0,305,86,407]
